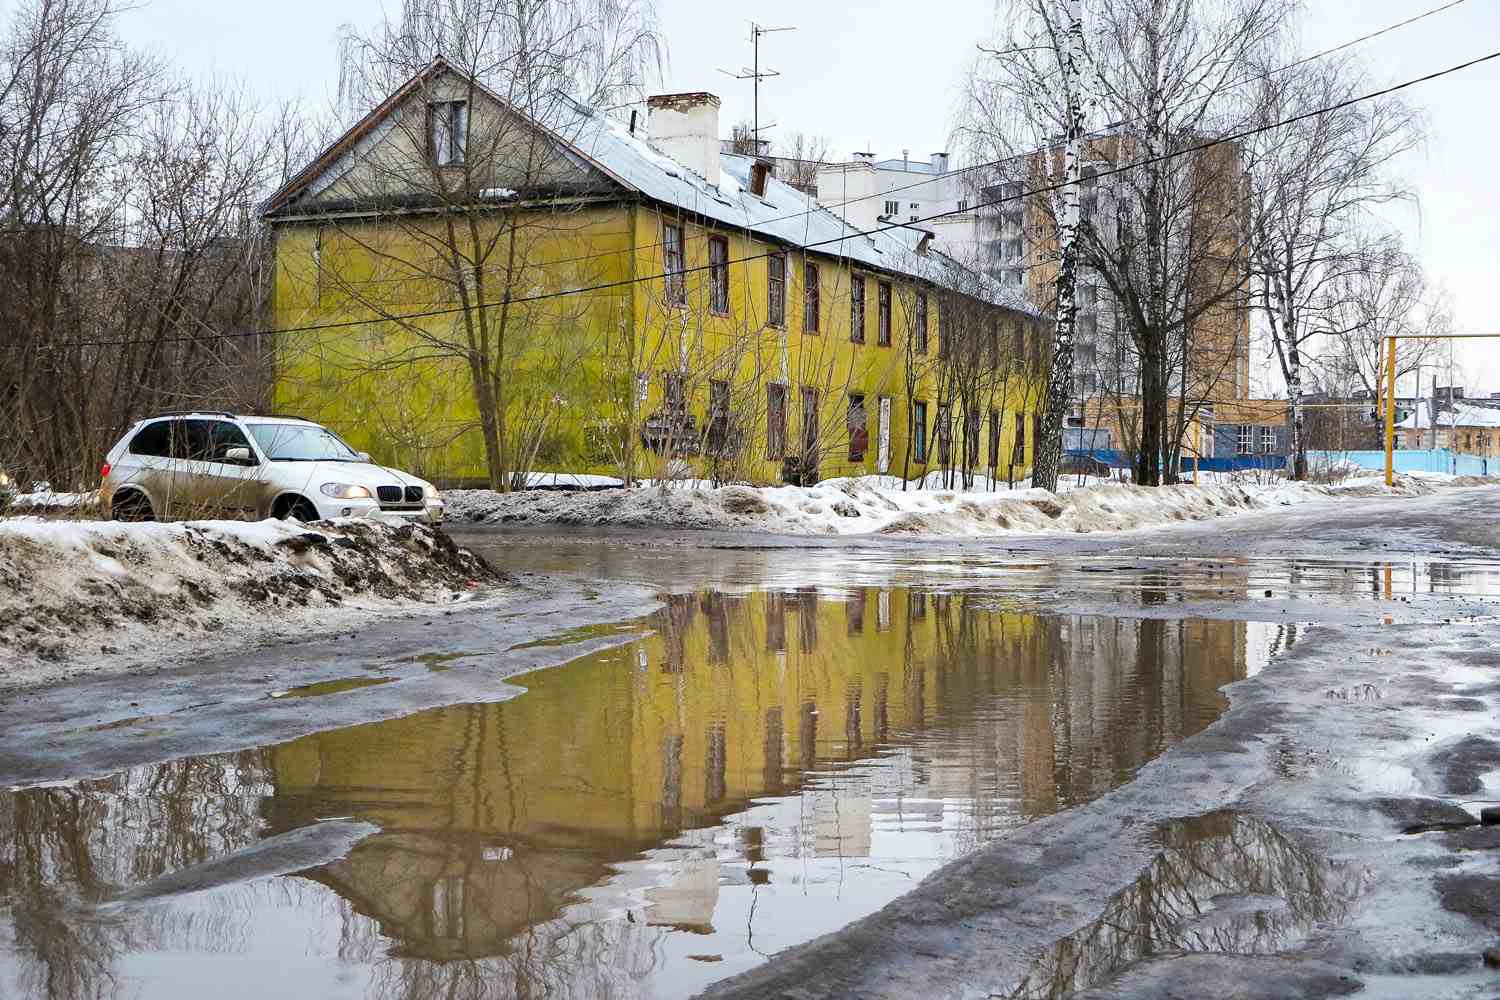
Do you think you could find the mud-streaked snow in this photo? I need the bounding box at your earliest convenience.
[444,472,1454,537]
[0,517,497,686]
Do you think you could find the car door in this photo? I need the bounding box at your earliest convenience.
[170,420,220,519]
[174,419,263,519]
[202,420,265,519]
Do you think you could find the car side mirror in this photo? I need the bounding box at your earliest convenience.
[356,452,371,463]
[224,446,255,465]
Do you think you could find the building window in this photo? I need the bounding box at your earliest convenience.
[663,223,685,305]
[987,319,1000,369]
[1258,426,1275,454]
[850,274,866,343]
[937,403,953,466]
[768,252,787,327]
[937,304,948,359]
[1012,323,1025,362]
[909,202,919,210]
[664,372,687,417]
[877,282,892,346]
[883,200,899,217]
[914,292,928,355]
[428,100,468,166]
[1013,411,1026,463]
[800,387,820,464]
[1236,425,1252,455]
[804,261,820,333]
[767,384,787,459]
[965,407,981,470]
[848,393,868,462]
[909,215,919,223]
[913,401,928,464]
[987,410,1001,470]
[1003,238,1023,260]
[708,236,729,315]
[957,199,969,212]
[708,379,730,454]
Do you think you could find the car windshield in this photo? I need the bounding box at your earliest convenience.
[248,423,361,462]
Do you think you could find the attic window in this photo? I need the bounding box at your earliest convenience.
[429,100,468,167]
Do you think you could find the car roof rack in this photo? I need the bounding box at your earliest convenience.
[145,410,238,419]
[256,413,314,422]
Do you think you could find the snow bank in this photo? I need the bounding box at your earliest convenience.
[0,518,497,677]
[443,474,1403,537]
[4,488,98,515]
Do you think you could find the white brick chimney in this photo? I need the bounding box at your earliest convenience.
[647,92,721,182]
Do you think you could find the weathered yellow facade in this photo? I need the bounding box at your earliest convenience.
[266,62,1046,486]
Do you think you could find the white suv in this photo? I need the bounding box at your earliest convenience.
[101,412,444,524]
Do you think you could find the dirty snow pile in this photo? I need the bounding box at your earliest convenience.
[0,518,498,674]
[443,475,1379,537]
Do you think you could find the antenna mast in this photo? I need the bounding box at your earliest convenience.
[719,22,795,153]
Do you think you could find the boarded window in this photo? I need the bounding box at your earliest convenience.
[938,403,953,466]
[1013,411,1026,463]
[877,282,892,346]
[767,384,787,459]
[768,252,787,327]
[937,304,949,359]
[427,100,468,166]
[850,274,866,343]
[804,261,820,333]
[664,372,687,417]
[708,379,730,454]
[663,223,686,305]
[709,236,729,315]
[848,393,868,462]
[965,407,981,469]
[913,401,928,464]
[914,292,928,355]
[800,387,820,463]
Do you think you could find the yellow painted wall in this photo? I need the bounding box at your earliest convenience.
[271,201,1046,485]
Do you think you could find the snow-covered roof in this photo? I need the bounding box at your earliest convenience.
[560,99,1035,314]
[1397,401,1500,430]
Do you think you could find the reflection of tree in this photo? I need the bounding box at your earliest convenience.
[1,750,272,999]
[1004,812,1357,999]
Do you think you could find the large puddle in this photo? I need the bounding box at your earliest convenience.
[0,586,1292,999]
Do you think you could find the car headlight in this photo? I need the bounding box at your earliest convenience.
[423,484,440,499]
[320,483,372,500]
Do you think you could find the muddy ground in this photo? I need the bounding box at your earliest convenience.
[2,485,1500,998]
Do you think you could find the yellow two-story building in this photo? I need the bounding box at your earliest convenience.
[262,59,1046,487]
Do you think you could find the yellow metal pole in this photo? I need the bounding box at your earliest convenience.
[1385,336,1396,487]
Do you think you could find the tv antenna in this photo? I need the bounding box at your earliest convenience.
[719,22,795,153]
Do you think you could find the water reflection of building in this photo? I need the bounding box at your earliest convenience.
[0,589,1257,999]
[265,590,1247,962]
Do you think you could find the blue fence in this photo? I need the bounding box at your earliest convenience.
[1066,449,1289,474]
[1306,449,1494,477]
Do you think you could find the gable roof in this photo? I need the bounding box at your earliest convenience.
[263,59,1038,316]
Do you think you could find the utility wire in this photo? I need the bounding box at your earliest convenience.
[14,45,1498,353]
[323,0,1480,286]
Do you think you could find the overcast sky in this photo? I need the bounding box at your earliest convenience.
[119,0,1498,392]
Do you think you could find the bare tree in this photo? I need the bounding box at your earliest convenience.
[1245,54,1421,478]
[1316,234,1438,448]
[0,0,301,491]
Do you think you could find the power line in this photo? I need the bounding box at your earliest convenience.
[14,45,1497,353]
[258,0,1478,296]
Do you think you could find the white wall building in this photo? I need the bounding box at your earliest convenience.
[815,152,981,262]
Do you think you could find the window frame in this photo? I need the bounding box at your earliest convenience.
[708,235,730,316]
[803,260,820,334]
[427,100,469,167]
[850,274,866,344]
[663,222,686,306]
[1236,425,1253,456]
[877,281,892,347]
[767,251,787,328]
[913,401,928,464]
[848,393,868,462]
[914,292,928,355]
[767,383,788,460]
